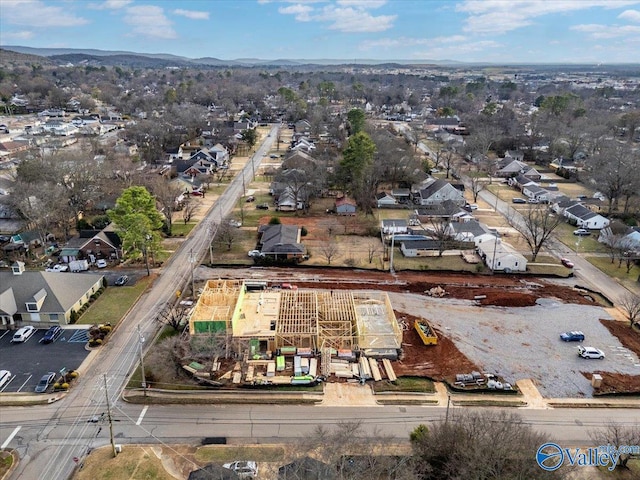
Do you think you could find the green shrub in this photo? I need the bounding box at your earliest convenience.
[70,310,78,324]
[61,383,69,390]
[268,217,281,225]
[300,226,308,236]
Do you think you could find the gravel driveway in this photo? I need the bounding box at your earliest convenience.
[389,293,640,398]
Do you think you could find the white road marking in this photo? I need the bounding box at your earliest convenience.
[136,406,149,426]
[1,426,21,449]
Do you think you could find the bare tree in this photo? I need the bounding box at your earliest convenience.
[589,421,640,470]
[469,175,487,203]
[145,176,183,235]
[366,238,382,264]
[411,410,564,480]
[214,221,238,251]
[156,303,190,332]
[182,197,198,224]
[507,205,562,261]
[319,238,341,265]
[618,293,640,329]
[291,421,417,480]
[426,218,451,257]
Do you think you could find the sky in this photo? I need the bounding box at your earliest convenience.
[1,0,640,63]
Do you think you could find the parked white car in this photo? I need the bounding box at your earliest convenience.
[0,370,12,388]
[11,326,36,343]
[96,259,108,268]
[45,264,69,272]
[578,346,605,359]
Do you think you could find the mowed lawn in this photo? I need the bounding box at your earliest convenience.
[78,276,154,325]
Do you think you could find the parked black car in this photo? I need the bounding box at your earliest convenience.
[40,326,62,344]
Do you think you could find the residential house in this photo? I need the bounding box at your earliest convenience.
[276,186,307,211]
[504,150,525,162]
[598,222,640,252]
[381,219,408,235]
[522,184,551,203]
[376,192,397,208]
[521,166,542,181]
[400,239,442,257]
[446,220,496,245]
[257,224,306,260]
[508,174,538,190]
[414,200,473,223]
[0,262,104,328]
[59,226,122,264]
[415,179,465,207]
[563,204,610,229]
[294,119,312,134]
[550,157,577,171]
[0,140,30,156]
[477,239,527,272]
[335,197,356,216]
[282,150,318,171]
[290,137,316,153]
[391,188,412,204]
[495,159,527,178]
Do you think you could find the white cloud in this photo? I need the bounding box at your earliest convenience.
[278,1,395,32]
[124,5,177,39]
[90,0,133,9]
[337,0,387,8]
[314,5,396,32]
[618,9,640,22]
[0,30,35,41]
[1,0,89,27]
[457,0,640,34]
[571,23,640,38]
[279,4,314,21]
[173,9,210,20]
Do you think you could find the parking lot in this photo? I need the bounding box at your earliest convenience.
[0,327,91,394]
[389,293,640,398]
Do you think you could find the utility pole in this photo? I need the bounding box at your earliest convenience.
[189,249,196,297]
[103,373,117,457]
[445,394,451,424]
[137,325,146,397]
[389,229,396,274]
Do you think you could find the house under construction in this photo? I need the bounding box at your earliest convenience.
[189,279,403,359]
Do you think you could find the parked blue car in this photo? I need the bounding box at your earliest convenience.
[560,331,585,342]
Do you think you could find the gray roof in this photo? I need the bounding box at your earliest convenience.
[381,219,408,228]
[416,199,466,217]
[400,239,441,250]
[449,220,492,237]
[419,178,450,198]
[524,184,547,194]
[565,203,597,220]
[258,224,306,254]
[0,271,103,315]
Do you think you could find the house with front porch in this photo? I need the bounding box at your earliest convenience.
[59,226,122,264]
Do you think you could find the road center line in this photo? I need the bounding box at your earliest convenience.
[136,406,149,426]
[1,426,21,449]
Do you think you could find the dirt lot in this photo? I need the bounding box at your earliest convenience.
[201,267,640,397]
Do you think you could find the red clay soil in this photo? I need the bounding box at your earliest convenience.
[587,320,640,396]
[393,311,480,380]
[284,268,593,307]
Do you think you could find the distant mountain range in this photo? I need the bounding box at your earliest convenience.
[1,45,458,67]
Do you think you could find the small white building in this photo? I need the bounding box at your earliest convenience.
[563,204,610,230]
[381,219,408,235]
[477,239,527,273]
